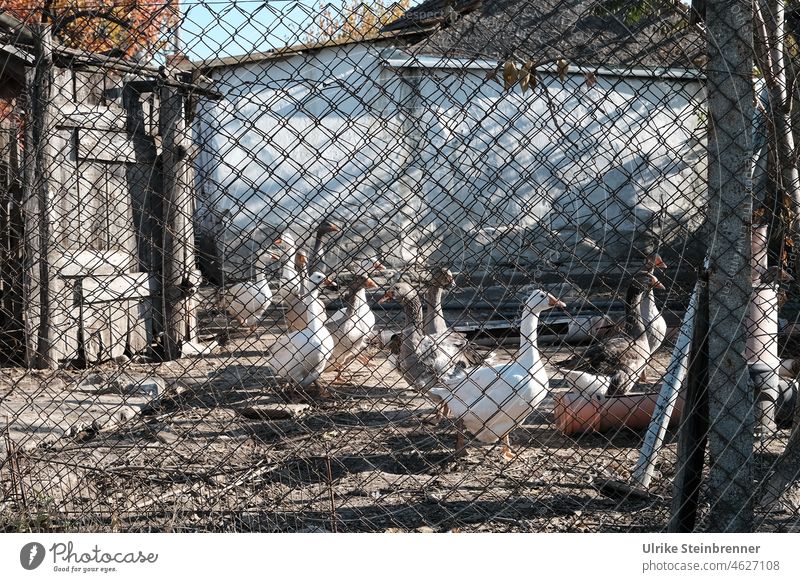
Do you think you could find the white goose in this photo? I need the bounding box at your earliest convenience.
[640,254,668,365]
[428,289,566,460]
[327,258,384,334]
[325,274,379,382]
[266,271,337,392]
[220,250,277,330]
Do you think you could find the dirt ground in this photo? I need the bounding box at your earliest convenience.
[1,301,797,533]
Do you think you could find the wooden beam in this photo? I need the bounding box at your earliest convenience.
[22,23,58,369]
[81,273,155,303]
[158,84,198,359]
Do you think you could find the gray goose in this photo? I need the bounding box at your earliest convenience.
[557,271,663,397]
[378,282,484,393]
[423,266,455,335]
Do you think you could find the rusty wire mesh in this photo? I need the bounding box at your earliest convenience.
[1,0,799,533]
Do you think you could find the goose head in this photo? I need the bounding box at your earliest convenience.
[356,258,385,275]
[294,250,308,271]
[316,218,340,236]
[274,232,297,251]
[428,266,456,289]
[643,253,667,271]
[378,282,417,305]
[348,274,378,294]
[630,271,665,295]
[307,271,338,291]
[524,289,567,314]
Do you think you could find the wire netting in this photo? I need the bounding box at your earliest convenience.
[1,0,799,532]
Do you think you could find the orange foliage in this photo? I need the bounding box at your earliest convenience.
[307,0,410,43]
[0,0,177,57]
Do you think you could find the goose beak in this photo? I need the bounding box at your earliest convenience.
[296,253,308,267]
[652,254,667,270]
[274,238,283,246]
[373,261,385,271]
[269,252,280,261]
[547,294,567,309]
[365,278,378,290]
[651,275,665,290]
[323,277,338,290]
[378,290,394,304]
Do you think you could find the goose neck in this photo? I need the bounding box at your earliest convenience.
[518,309,540,367]
[625,288,647,337]
[402,296,425,332]
[423,286,446,334]
[346,288,366,317]
[304,289,325,333]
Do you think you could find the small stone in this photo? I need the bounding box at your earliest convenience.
[239,403,310,420]
[155,430,179,445]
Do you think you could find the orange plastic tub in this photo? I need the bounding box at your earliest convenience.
[553,391,686,436]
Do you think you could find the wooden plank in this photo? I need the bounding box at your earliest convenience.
[55,103,126,131]
[77,128,135,163]
[108,302,127,359]
[106,163,137,255]
[82,272,154,303]
[76,161,107,249]
[127,298,152,354]
[56,250,130,277]
[81,304,106,364]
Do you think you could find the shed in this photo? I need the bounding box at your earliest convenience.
[1,15,209,367]
[193,0,707,282]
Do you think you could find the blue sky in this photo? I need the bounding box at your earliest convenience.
[178,0,420,61]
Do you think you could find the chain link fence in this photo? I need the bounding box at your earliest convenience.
[1,0,799,532]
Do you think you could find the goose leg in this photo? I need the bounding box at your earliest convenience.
[501,434,515,462]
[455,420,468,458]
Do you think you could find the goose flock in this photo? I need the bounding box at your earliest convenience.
[216,219,670,460]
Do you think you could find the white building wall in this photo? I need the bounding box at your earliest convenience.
[194,43,706,277]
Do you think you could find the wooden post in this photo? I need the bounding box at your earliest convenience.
[668,269,709,532]
[22,23,57,369]
[632,267,702,490]
[705,0,755,532]
[159,83,197,360]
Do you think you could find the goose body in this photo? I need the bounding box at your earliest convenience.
[561,369,611,400]
[641,254,667,357]
[557,272,661,397]
[266,272,336,388]
[328,258,384,333]
[326,275,378,379]
[379,283,484,392]
[428,289,565,459]
[222,275,273,329]
[282,220,340,331]
[220,250,277,329]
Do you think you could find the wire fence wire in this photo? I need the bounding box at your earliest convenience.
[1,0,799,532]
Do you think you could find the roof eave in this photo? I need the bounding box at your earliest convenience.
[193,27,437,70]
